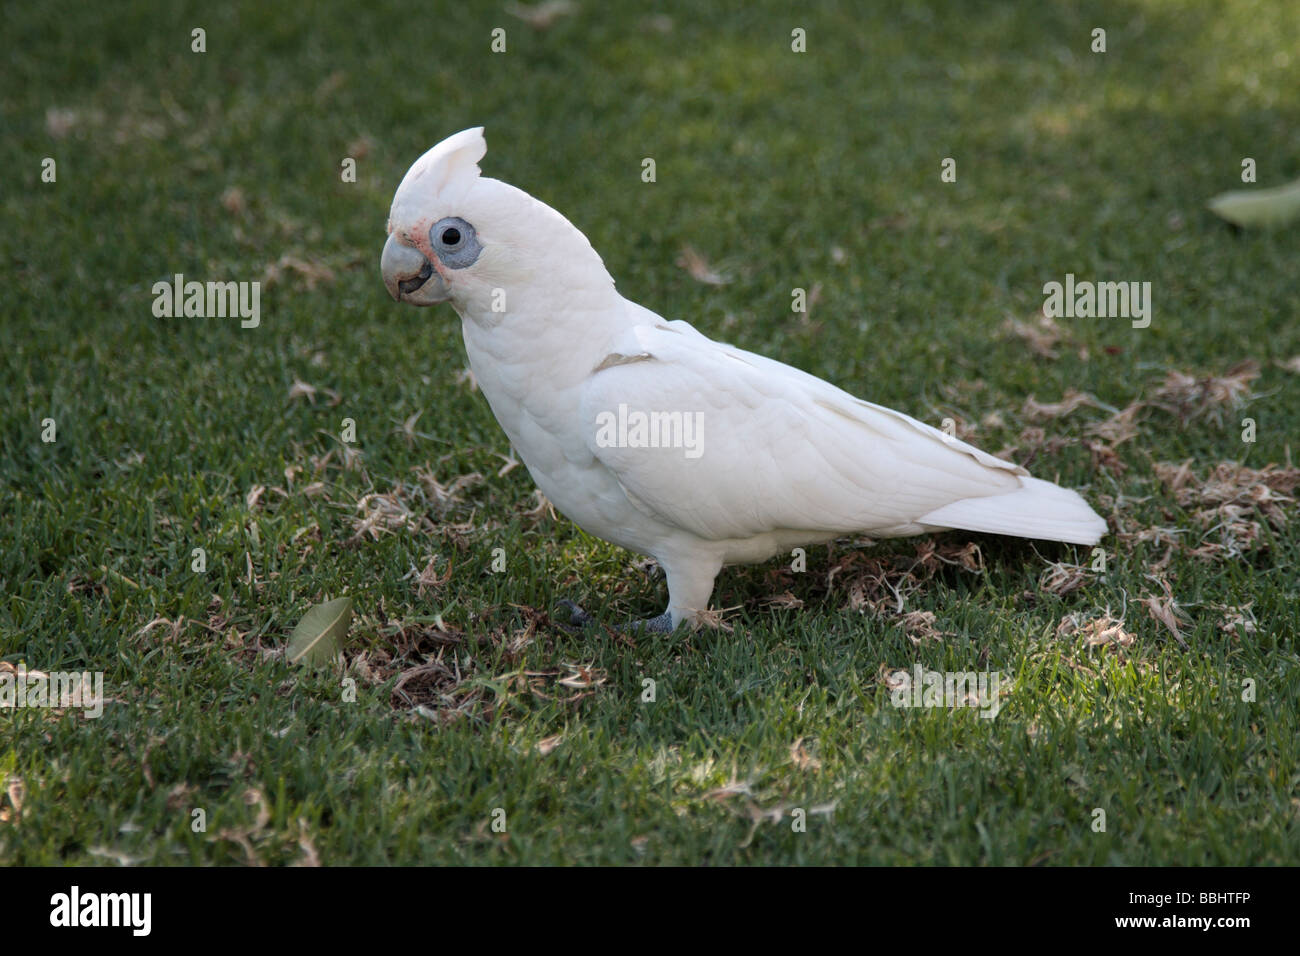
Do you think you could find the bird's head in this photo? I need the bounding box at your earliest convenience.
[382,127,615,323]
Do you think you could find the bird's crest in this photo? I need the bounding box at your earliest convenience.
[391,127,486,217]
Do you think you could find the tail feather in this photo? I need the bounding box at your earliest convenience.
[917,476,1107,546]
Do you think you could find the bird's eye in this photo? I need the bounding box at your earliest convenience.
[429,216,482,269]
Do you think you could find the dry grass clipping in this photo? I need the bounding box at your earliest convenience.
[1147,361,1259,424]
[1155,460,1299,560]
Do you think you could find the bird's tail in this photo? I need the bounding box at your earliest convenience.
[917,476,1107,546]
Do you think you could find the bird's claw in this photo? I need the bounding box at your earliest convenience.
[557,598,595,628]
[555,600,676,635]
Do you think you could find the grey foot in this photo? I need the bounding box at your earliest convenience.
[629,611,675,634]
[556,600,676,634]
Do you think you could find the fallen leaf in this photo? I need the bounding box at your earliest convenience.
[221,186,247,215]
[1040,561,1089,597]
[287,597,353,667]
[676,245,730,285]
[1207,177,1300,228]
[1002,313,1067,359]
[1138,577,1189,648]
[1149,362,1259,424]
[1215,604,1258,636]
[535,733,564,755]
[1021,389,1098,422]
[262,254,335,290]
[506,0,578,29]
[790,737,822,772]
[287,379,317,403]
[1057,613,1135,648]
[1084,403,1142,445]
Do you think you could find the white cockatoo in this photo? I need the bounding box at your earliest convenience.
[382,128,1107,631]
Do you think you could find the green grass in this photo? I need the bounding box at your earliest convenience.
[2,0,1298,864]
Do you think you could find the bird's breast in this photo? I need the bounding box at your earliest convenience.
[459,322,662,552]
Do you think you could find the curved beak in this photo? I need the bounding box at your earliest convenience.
[382,233,450,304]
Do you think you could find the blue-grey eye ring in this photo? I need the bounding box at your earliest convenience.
[430,217,482,269]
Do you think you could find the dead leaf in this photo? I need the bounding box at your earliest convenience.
[293,818,321,867]
[287,379,317,403]
[898,610,945,643]
[0,775,24,825]
[506,0,578,29]
[246,484,265,510]
[1155,460,1299,560]
[1138,576,1189,648]
[1084,403,1142,445]
[1148,361,1259,423]
[1002,313,1067,359]
[412,555,452,597]
[1215,604,1258,636]
[1056,613,1135,648]
[221,186,247,215]
[535,733,564,755]
[262,254,335,290]
[286,597,353,667]
[1040,561,1089,597]
[346,135,373,160]
[557,664,606,689]
[398,409,423,446]
[790,737,822,772]
[676,245,730,285]
[1021,389,1098,422]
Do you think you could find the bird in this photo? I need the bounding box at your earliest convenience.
[381,127,1107,632]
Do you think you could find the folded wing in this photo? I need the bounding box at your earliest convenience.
[580,319,1104,545]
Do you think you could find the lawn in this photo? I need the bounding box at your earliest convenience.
[1,0,1298,865]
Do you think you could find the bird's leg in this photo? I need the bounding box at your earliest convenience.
[557,550,722,634]
[660,550,724,631]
